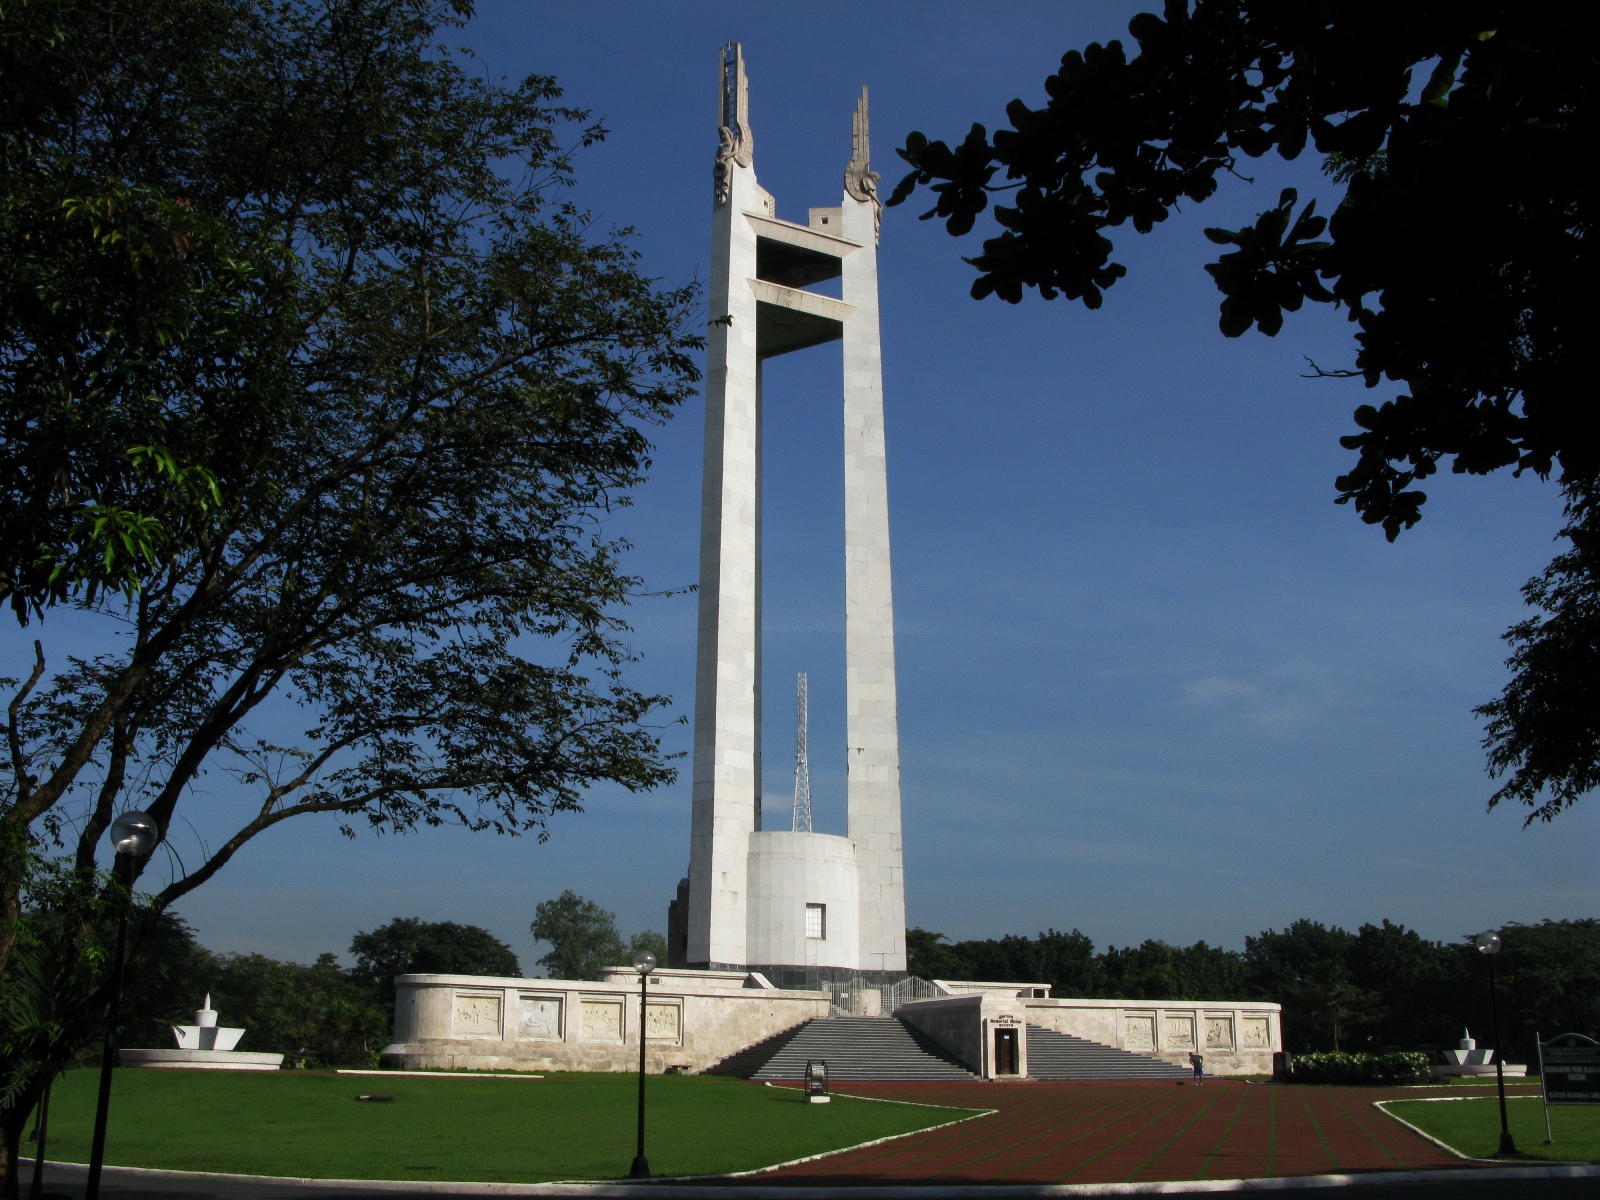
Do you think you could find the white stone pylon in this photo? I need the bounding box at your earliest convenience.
[686,52,905,975]
[688,43,762,969]
[841,87,906,973]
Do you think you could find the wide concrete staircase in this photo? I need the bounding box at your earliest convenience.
[707,1016,977,1081]
[706,1016,1193,1082]
[1025,1025,1191,1081]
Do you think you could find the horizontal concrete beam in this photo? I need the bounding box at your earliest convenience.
[744,211,861,256]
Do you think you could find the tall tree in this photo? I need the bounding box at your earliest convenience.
[530,890,625,981]
[349,917,521,1011]
[0,0,699,1187]
[0,0,293,621]
[886,1,1596,820]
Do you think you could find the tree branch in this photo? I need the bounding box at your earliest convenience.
[6,641,45,807]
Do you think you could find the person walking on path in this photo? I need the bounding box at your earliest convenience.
[1190,1052,1204,1085]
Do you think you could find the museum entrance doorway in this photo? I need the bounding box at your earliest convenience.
[994,1026,1019,1076]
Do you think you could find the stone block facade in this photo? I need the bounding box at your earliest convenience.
[382,968,827,1074]
[1023,997,1281,1076]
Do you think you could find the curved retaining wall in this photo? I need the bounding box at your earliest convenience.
[382,969,828,1073]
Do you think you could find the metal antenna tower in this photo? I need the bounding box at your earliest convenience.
[791,672,812,833]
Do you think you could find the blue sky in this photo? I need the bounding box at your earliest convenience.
[22,2,1597,972]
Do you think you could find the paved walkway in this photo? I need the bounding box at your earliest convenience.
[766,1081,1522,1185]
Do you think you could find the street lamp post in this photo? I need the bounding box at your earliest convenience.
[1475,931,1517,1156]
[85,811,161,1200]
[629,949,657,1179]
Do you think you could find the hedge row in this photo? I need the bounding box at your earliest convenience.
[1287,1051,1432,1085]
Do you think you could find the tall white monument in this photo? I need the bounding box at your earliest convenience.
[674,44,906,983]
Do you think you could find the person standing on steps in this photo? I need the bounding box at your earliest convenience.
[1190,1052,1204,1085]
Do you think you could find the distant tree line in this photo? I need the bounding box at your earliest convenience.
[909,919,1600,1062]
[108,903,1599,1069]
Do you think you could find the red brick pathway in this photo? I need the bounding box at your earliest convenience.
[765,1081,1503,1185]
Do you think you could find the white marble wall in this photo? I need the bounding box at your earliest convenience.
[1024,997,1282,1076]
[745,831,860,969]
[898,993,1031,1079]
[385,970,827,1074]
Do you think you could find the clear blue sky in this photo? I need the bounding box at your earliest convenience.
[28,2,1599,972]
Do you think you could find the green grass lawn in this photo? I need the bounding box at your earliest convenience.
[40,1069,973,1182]
[1385,1096,1600,1164]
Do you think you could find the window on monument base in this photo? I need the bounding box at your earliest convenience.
[805,903,826,940]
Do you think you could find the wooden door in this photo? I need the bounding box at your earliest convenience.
[994,1026,1019,1075]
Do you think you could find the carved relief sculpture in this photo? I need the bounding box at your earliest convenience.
[452,993,502,1038]
[644,1003,682,1042]
[518,996,562,1040]
[1206,1017,1235,1050]
[843,87,882,243]
[713,42,752,204]
[1125,1014,1156,1051]
[1165,1016,1196,1050]
[1242,1017,1272,1048]
[580,999,623,1041]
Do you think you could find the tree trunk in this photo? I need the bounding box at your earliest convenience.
[1,1104,25,1200]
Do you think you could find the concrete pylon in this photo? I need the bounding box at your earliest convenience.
[684,46,904,976]
[840,88,906,974]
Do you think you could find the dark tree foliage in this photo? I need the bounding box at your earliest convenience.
[349,917,521,1011]
[1101,939,1248,1001]
[0,0,296,619]
[909,927,1104,999]
[0,0,699,1185]
[1476,495,1600,820]
[905,928,976,982]
[110,918,389,1066]
[111,909,212,1051]
[1242,920,1372,1052]
[200,952,388,1067]
[628,929,668,965]
[886,1,1598,820]
[916,918,1600,1058]
[530,890,625,981]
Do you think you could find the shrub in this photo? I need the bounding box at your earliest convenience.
[1288,1051,1431,1085]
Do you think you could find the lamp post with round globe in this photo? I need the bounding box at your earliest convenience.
[628,949,657,1178]
[1475,930,1517,1156]
[85,811,161,1200]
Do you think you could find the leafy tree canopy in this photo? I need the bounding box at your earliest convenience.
[628,929,667,965]
[0,0,698,1177]
[349,917,521,1009]
[887,0,1597,821]
[917,918,1600,1057]
[1,0,297,620]
[530,890,625,981]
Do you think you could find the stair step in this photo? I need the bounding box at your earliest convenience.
[1025,1025,1192,1081]
[705,1016,1195,1082]
[708,1016,977,1081]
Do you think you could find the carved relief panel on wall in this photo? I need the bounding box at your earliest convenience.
[1206,1017,1234,1050]
[1164,1016,1196,1051]
[1124,1014,1156,1051]
[644,1002,681,1043]
[452,992,502,1039]
[1242,1017,1272,1049]
[519,996,563,1040]
[580,999,624,1042]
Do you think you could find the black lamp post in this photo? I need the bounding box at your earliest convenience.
[628,949,657,1179]
[85,810,161,1200]
[1475,930,1517,1156]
